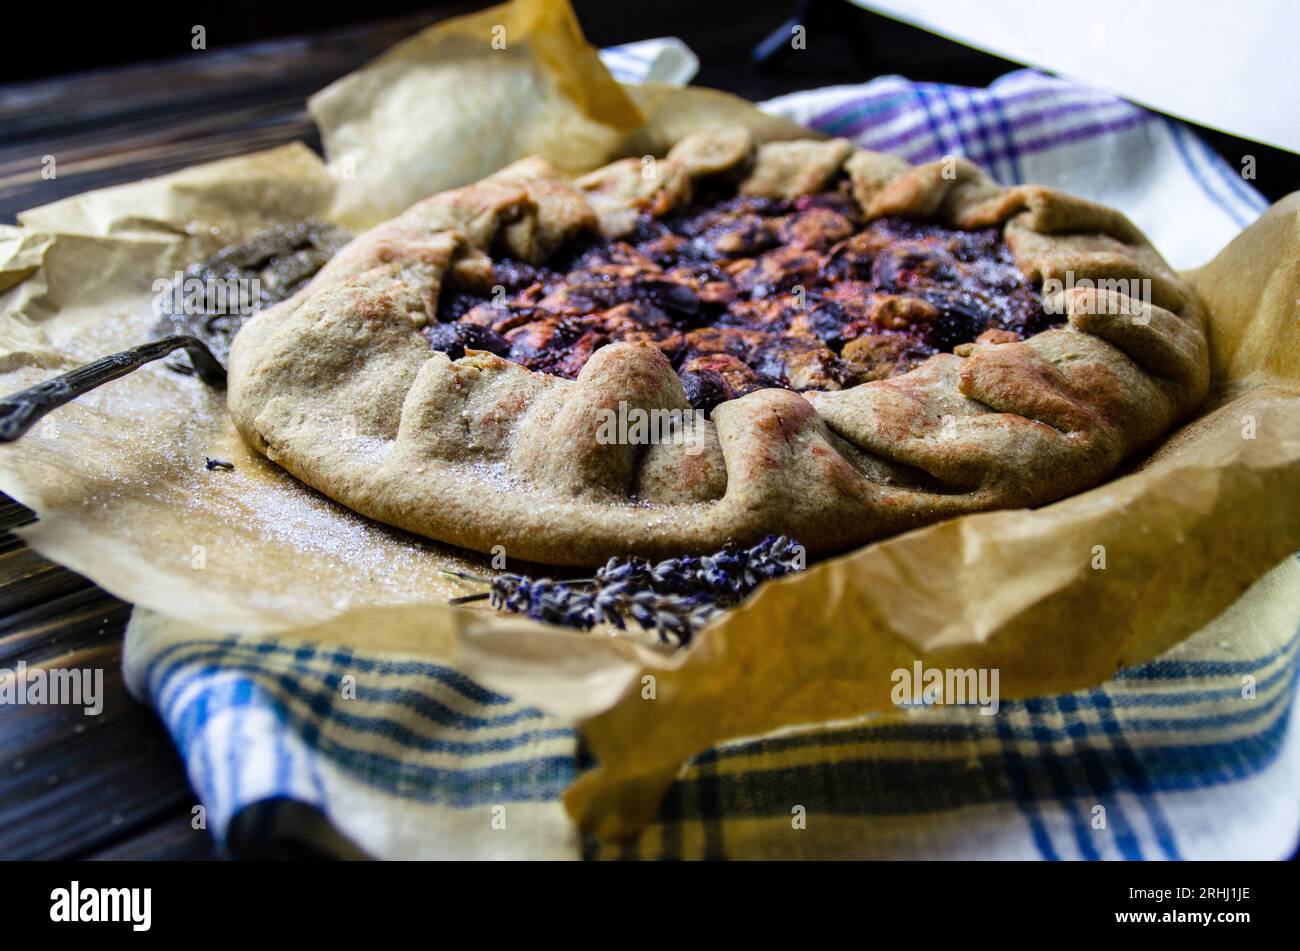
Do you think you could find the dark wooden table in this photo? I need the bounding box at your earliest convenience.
[2,2,1295,861]
[0,8,501,861]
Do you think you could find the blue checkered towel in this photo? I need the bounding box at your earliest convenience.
[124,43,1297,860]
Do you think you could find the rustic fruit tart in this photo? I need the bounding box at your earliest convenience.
[228,127,1209,565]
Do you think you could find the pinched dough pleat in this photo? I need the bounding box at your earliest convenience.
[666,126,755,178]
[865,157,1002,220]
[445,246,497,293]
[497,197,581,262]
[844,148,910,208]
[806,355,1015,489]
[509,343,698,502]
[390,345,731,504]
[393,351,559,462]
[634,428,728,504]
[390,156,599,263]
[959,338,1106,434]
[395,178,534,249]
[711,389,891,542]
[229,266,434,455]
[710,388,986,546]
[1050,286,1209,396]
[1022,331,1179,451]
[312,225,458,285]
[958,329,1178,466]
[739,138,855,199]
[575,156,692,237]
[950,186,1146,242]
[1005,222,1190,314]
[488,159,599,262]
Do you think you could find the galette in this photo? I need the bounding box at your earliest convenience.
[228,127,1209,565]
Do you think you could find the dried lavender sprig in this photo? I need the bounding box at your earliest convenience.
[590,580,720,644]
[473,574,713,644]
[596,534,805,600]
[446,535,805,646]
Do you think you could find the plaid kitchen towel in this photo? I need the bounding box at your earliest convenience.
[599,37,700,87]
[124,46,1296,860]
[126,556,1300,860]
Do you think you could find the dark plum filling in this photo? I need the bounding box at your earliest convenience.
[429,188,1051,413]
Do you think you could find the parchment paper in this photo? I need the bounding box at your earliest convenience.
[310,0,810,229]
[0,0,1297,840]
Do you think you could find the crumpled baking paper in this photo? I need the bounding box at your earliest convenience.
[310,0,809,229]
[0,0,1296,840]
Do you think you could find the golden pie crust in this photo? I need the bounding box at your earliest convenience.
[227,128,1209,566]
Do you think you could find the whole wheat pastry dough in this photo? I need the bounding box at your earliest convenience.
[228,128,1209,566]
